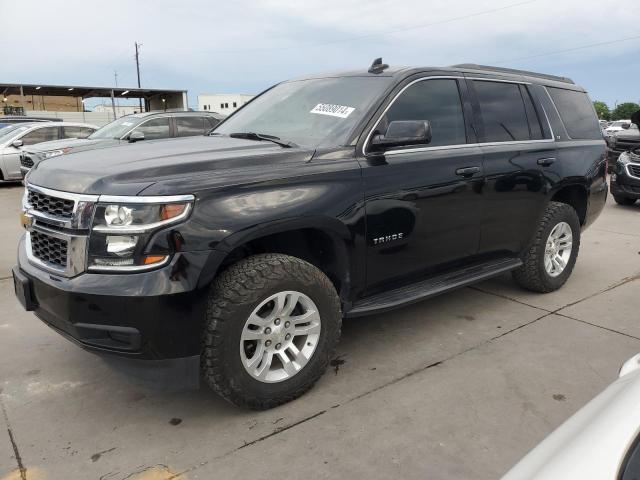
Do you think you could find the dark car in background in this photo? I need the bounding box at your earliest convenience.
[610,111,640,205]
[607,122,640,163]
[20,110,224,175]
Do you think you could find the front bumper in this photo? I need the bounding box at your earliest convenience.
[15,234,212,360]
[611,162,640,199]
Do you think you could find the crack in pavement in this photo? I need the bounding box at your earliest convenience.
[468,285,554,313]
[1,397,26,480]
[591,227,640,238]
[556,273,640,312]
[165,310,555,479]
[555,311,640,342]
[472,271,640,320]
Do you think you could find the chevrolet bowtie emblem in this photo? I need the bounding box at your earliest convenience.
[20,212,32,229]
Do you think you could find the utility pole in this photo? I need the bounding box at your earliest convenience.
[134,42,143,112]
[114,70,119,112]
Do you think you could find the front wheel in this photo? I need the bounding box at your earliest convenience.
[512,201,581,293]
[201,253,342,409]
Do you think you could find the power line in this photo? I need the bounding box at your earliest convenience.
[184,0,537,55]
[492,34,640,64]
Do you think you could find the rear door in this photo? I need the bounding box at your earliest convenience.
[62,126,94,139]
[174,116,208,138]
[467,77,557,256]
[359,75,484,293]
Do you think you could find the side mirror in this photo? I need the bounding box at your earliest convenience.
[622,124,630,130]
[371,120,432,150]
[12,139,23,148]
[128,131,145,142]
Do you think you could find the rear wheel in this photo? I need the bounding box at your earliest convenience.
[201,253,342,409]
[512,201,581,293]
[614,195,637,206]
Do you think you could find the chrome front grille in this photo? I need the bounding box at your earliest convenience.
[23,184,99,277]
[628,163,640,179]
[27,190,75,218]
[30,230,68,268]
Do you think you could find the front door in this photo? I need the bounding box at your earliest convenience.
[359,76,484,293]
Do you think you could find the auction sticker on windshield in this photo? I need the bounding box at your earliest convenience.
[310,104,355,119]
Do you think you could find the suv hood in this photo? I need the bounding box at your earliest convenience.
[26,135,315,196]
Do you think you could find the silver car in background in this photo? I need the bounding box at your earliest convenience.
[0,122,96,181]
[502,353,640,479]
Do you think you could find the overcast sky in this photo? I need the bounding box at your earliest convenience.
[2,0,639,109]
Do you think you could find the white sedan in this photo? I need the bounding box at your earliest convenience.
[502,353,640,479]
[0,121,97,181]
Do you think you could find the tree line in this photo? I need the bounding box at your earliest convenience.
[593,101,639,121]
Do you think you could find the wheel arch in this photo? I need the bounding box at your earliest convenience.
[198,216,357,303]
[550,183,589,225]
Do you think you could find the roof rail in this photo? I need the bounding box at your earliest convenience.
[452,64,575,84]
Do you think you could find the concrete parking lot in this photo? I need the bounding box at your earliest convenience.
[1,183,639,480]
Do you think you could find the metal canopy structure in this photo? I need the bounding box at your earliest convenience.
[0,82,188,114]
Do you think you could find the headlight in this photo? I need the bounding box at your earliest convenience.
[88,195,194,272]
[618,152,631,165]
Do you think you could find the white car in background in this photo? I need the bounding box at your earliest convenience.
[502,353,640,479]
[0,121,96,181]
[605,120,633,135]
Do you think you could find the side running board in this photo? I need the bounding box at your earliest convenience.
[347,258,522,318]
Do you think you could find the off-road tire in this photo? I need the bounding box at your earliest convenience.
[201,253,342,410]
[512,201,581,293]
[614,195,637,206]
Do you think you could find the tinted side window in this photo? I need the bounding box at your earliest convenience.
[547,87,601,140]
[133,118,171,140]
[382,79,467,147]
[63,126,94,139]
[474,81,530,142]
[520,85,546,140]
[175,117,205,137]
[20,126,60,145]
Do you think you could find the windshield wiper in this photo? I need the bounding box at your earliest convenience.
[228,132,296,148]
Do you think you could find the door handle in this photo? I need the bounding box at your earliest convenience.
[537,157,556,167]
[455,166,480,177]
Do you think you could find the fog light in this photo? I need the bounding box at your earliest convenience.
[106,235,137,255]
[611,173,617,182]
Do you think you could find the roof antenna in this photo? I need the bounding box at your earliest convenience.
[368,57,389,74]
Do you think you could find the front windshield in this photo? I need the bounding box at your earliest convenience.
[89,116,142,140]
[213,76,393,148]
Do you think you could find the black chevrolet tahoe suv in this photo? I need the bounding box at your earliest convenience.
[14,61,607,409]
[610,111,640,205]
